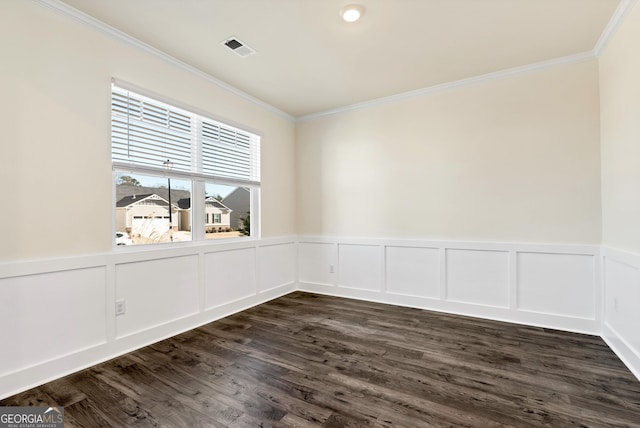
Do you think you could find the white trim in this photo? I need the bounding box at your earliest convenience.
[33,0,295,123]
[593,0,637,56]
[296,52,595,122]
[602,245,640,266]
[298,283,600,335]
[0,236,297,279]
[602,323,640,381]
[0,253,109,278]
[600,245,640,381]
[298,235,600,255]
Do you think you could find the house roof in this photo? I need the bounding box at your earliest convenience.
[116,193,179,209]
[116,184,191,206]
[205,197,232,212]
[116,193,154,207]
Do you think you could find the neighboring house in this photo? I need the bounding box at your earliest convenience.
[204,197,232,231]
[173,197,232,232]
[116,194,181,237]
[222,187,250,230]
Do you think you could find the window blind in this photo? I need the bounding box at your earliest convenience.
[111,85,260,183]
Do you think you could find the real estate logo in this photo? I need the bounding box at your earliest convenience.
[0,406,64,428]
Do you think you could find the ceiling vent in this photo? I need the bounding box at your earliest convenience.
[222,37,256,58]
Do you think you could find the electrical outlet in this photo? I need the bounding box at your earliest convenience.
[329,265,335,274]
[115,300,126,316]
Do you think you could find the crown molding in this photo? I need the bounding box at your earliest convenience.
[33,0,296,123]
[593,0,637,56]
[33,0,635,124]
[297,51,595,122]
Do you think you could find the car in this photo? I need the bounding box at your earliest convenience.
[116,232,132,246]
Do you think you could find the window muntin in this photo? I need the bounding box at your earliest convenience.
[111,83,260,246]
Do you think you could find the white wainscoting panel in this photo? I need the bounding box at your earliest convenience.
[257,242,296,292]
[299,242,336,286]
[446,249,510,308]
[298,236,600,335]
[517,252,596,318]
[4,235,628,399]
[115,255,200,338]
[0,236,297,400]
[338,243,382,291]
[386,246,440,298]
[602,246,640,380]
[0,267,107,377]
[205,247,256,309]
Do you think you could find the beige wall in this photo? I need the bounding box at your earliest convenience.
[296,60,602,243]
[0,1,616,261]
[0,1,296,261]
[599,3,640,254]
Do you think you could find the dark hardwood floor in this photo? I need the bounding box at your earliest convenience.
[3,292,640,427]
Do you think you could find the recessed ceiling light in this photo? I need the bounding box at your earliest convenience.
[340,4,364,23]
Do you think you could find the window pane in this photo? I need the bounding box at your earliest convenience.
[116,172,192,245]
[205,183,251,239]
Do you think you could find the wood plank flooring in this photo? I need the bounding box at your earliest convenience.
[2,292,640,427]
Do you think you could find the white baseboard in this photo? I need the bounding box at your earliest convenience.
[298,282,599,335]
[602,323,640,381]
[601,245,640,381]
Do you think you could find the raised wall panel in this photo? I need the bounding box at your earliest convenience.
[446,249,509,308]
[205,248,256,309]
[299,242,336,286]
[338,244,381,291]
[0,268,107,376]
[605,257,640,355]
[517,252,595,318]
[386,246,439,298]
[0,236,612,399]
[115,255,199,338]
[257,243,295,292]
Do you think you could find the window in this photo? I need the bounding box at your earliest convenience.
[204,183,251,238]
[115,173,191,244]
[111,82,260,246]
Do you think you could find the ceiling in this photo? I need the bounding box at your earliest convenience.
[58,0,621,118]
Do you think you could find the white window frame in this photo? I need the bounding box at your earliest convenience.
[111,79,261,246]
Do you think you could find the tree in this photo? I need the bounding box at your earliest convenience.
[117,175,141,186]
[238,212,250,236]
[214,194,223,202]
